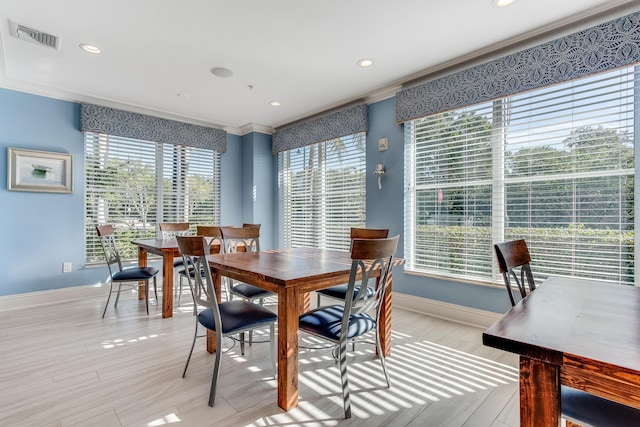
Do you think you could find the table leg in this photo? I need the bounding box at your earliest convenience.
[138,247,148,301]
[519,356,560,427]
[378,271,393,357]
[161,254,174,318]
[278,286,300,410]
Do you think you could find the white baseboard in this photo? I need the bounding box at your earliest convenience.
[0,284,106,312]
[0,285,501,329]
[392,291,501,329]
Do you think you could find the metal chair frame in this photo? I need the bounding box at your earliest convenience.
[96,224,159,318]
[299,235,399,418]
[176,235,276,407]
[316,227,389,308]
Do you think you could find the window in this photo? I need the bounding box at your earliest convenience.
[405,66,636,285]
[85,132,221,263]
[279,132,366,250]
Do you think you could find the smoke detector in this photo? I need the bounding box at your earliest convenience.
[9,20,60,50]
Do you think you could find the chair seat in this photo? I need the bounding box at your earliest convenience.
[112,266,159,281]
[561,386,640,426]
[198,300,277,334]
[299,305,376,341]
[317,284,375,300]
[231,283,273,299]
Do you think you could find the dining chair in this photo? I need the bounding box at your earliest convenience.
[494,239,640,427]
[96,224,159,318]
[220,225,274,346]
[177,225,226,315]
[299,235,399,418]
[159,222,191,304]
[219,225,273,304]
[176,235,277,407]
[316,227,389,308]
[493,238,535,307]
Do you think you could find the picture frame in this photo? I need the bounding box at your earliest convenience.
[7,147,73,193]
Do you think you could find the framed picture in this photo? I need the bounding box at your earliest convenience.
[7,148,73,193]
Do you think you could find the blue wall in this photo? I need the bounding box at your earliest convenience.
[0,88,243,296]
[0,87,510,313]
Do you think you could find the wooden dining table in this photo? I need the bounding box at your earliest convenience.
[206,247,403,412]
[482,276,640,426]
[132,238,181,318]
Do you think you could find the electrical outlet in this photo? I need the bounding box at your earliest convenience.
[63,262,72,273]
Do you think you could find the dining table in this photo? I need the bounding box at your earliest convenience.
[132,238,182,318]
[482,276,640,426]
[206,247,403,412]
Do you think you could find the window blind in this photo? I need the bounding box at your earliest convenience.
[85,132,221,263]
[279,133,367,250]
[405,66,636,285]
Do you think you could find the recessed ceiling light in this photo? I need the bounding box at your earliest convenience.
[270,101,281,107]
[210,67,234,78]
[492,0,515,7]
[79,43,101,54]
[357,58,373,68]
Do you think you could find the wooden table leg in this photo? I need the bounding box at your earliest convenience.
[519,356,561,427]
[378,271,393,357]
[161,253,174,318]
[278,286,300,411]
[138,247,147,301]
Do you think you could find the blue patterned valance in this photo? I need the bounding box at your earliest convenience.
[396,11,640,123]
[272,104,368,153]
[80,104,227,152]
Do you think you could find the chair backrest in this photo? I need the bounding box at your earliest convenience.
[175,235,220,314]
[196,225,225,255]
[494,239,536,306]
[95,224,123,275]
[159,222,190,239]
[350,227,389,240]
[343,235,399,321]
[220,226,260,253]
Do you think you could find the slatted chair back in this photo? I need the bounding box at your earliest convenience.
[159,222,190,238]
[196,225,225,255]
[345,236,399,318]
[350,227,389,241]
[176,236,217,312]
[220,225,260,253]
[494,239,536,306]
[96,224,124,275]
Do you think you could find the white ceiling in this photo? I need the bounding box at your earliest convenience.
[0,0,638,135]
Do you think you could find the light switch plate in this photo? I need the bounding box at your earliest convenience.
[378,138,388,151]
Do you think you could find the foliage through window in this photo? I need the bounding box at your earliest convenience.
[279,133,366,250]
[85,133,221,263]
[405,66,637,285]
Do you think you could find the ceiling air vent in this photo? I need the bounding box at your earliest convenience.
[9,20,60,50]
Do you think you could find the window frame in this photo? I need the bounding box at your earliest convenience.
[84,132,221,264]
[404,66,637,286]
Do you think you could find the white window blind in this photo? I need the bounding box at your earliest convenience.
[85,132,221,263]
[405,66,636,285]
[279,133,366,250]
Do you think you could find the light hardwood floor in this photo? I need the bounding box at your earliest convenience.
[0,288,520,427]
